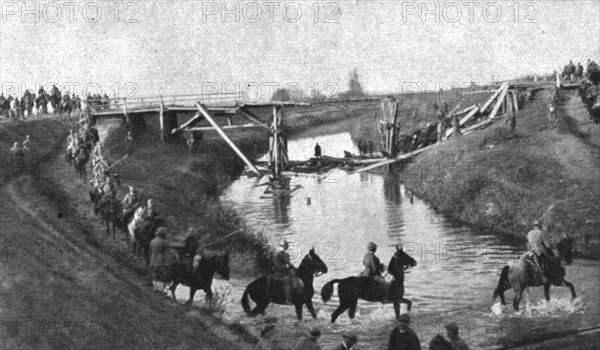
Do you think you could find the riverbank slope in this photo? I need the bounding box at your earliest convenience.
[403,89,600,259]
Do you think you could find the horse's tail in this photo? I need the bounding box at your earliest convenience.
[493,265,510,300]
[321,279,342,303]
[241,286,252,314]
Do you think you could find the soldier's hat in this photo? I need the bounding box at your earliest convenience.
[279,239,289,248]
[533,220,541,228]
[445,322,459,334]
[367,242,377,251]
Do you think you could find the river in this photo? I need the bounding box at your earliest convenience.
[173,130,599,349]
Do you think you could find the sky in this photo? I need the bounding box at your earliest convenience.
[1,0,599,100]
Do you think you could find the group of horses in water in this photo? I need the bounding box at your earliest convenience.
[240,237,576,323]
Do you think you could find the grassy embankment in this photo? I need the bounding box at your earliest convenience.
[401,89,600,259]
[0,118,251,349]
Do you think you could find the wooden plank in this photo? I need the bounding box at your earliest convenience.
[479,82,509,113]
[354,145,433,173]
[185,124,263,132]
[511,91,519,111]
[488,84,510,119]
[237,107,270,129]
[195,102,261,176]
[171,112,204,134]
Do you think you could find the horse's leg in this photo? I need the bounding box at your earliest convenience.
[513,287,524,311]
[393,302,400,321]
[305,299,317,319]
[400,297,412,311]
[348,298,359,319]
[185,287,197,306]
[169,281,179,301]
[562,279,577,299]
[331,302,349,324]
[294,302,303,321]
[543,283,551,301]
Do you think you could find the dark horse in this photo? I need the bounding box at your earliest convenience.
[493,236,576,311]
[322,245,417,323]
[168,239,230,306]
[241,247,328,320]
[95,197,123,240]
[73,148,90,181]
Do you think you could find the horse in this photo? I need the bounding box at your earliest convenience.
[493,236,576,311]
[73,148,90,181]
[95,196,123,240]
[321,245,417,323]
[168,239,230,306]
[127,208,163,265]
[241,247,328,320]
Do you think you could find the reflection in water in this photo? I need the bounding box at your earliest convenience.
[271,193,291,225]
[383,173,405,241]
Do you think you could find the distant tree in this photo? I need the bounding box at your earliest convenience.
[348,68,364,96]
[311,88,327,102]
[338,68,366,99]
[272,88,291,102]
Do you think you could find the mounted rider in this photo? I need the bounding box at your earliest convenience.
[67,129,79,155]
[121,186,141,221]
[272,239,297,304]
[9,142,26,173]
[360,241,385,283]
[526,220,554,283]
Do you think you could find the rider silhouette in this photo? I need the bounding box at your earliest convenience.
[271,239,296,303]
[361,242,384,283]
[526,220,553,283]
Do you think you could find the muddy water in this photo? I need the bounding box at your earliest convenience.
[171,131,600,349]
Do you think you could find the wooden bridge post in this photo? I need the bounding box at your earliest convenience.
[159,95,165,142]
[123,98,130,123]
[381,98,400,156]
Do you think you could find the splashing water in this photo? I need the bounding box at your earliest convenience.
[490,297,584,318]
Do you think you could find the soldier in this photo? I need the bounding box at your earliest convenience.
[149,227,180,293]
[445,323,470,350]
[548,103,557,129]
[361,242,384,283]
[125,131,134,153]
[576,63,584,79]
[142,198,159,222]
[121,186,141,220]
[9,142,26,174]
[387,314,421,350]
[273,239,296,304]
[66,129,78,155]
[526,220,553,283]
[334,332,358,350]
[22,135,31,152]
[314,143,322,158]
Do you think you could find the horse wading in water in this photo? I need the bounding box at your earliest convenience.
[493,236,576,311]
[167,236,230,306]
[321,245,417,323]
[242,247,328,320]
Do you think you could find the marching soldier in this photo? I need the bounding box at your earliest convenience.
[121,186,141,221]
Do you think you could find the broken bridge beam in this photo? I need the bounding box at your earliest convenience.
[195,102,261,176]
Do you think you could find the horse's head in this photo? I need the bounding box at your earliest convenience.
[388,245,417,278]
[556,235,574,265]
[300,247,328,277]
